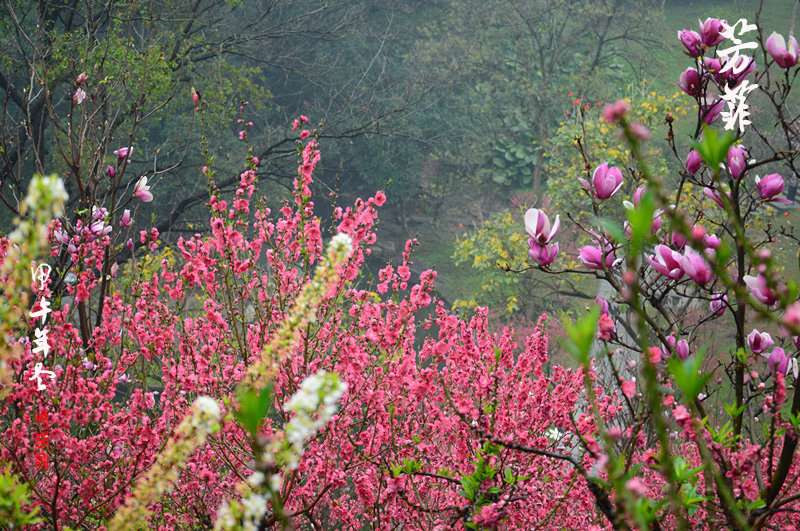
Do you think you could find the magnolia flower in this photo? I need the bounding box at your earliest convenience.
[76,71,88,84]
[704,186,730,209]
[524,208,560,245]
[699,18,726,47]
[680,248,713,284]
[114,146,132,162]
[667,231,687,250]
[133,176,153,202]
[580,162,624,200]
[120,209,131,227]
[727,145,748,179]
[528,240,558,266]
[768,348,789,375]
[580,243,616,270]
[723,56,755,85]
[748,329,774,354]
[90,220,112,237]
[704,234,721,249]
[678,68,702,97]
[646,245,685,280]
[595,296,609,316]
[703,57,723,83]
[744,274,778,306]
[665,335,690,361]
[710,293,727,316]
[72,88,86,105]
[756,174,791,203]
[119,373,132,384]
[679,29,702,57]
[702,98,724,124]
[622,186,647,211]
[686,150,703,173]
[107,165,115,178]
[766,32,800,68]
[126,238,134,251]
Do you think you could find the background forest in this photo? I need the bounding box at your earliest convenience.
[3,0,796,327]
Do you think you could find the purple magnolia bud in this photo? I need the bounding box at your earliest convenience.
[748,329,774,354]
[756,174,791,203]
[646,244,685,280]
[766,32,800,69]
[675,339,690,361]
[727,145,749,179]
[110,262,119,278]
[704,234,721,249]
[580,244,615,270]
[120,209,131,227]
[744,274,778,306]
[633,186,646,206]
[107,165,115,178]
[126,238,134,251]
[595,296,610,316]
[686,150,703,174]
[524,208,560,245]
[699,18,727,47]
[53,229,69,245]
[651,210,662,234]
[678,29,702,57]
[702,98,724,124]
[528,239,559,266]
[668,231,687,250]
[678,68,702,97]
[680,248,713,284]
[710,293,727,316]
[581,162,624,200]
[704,186,729,208]
[114,146,132,162]
[768,348,789,375]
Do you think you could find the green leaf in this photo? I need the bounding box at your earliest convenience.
[234,384,273,438]
[667,349,711,402]
[561,306,601,364]
[626,187,656,256]
[691,125,736,172]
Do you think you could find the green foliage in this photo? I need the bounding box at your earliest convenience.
[545,87,691,228]
[667,349,712,402]
[0,467,42,527]
[453,209,529,315]
[491,129,539,187]
[234,385,274,439]
[691,126,736,174]
[562,305,601,364]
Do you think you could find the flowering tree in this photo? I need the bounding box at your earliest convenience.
[520,12,800,529]
[0,117,621,529]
